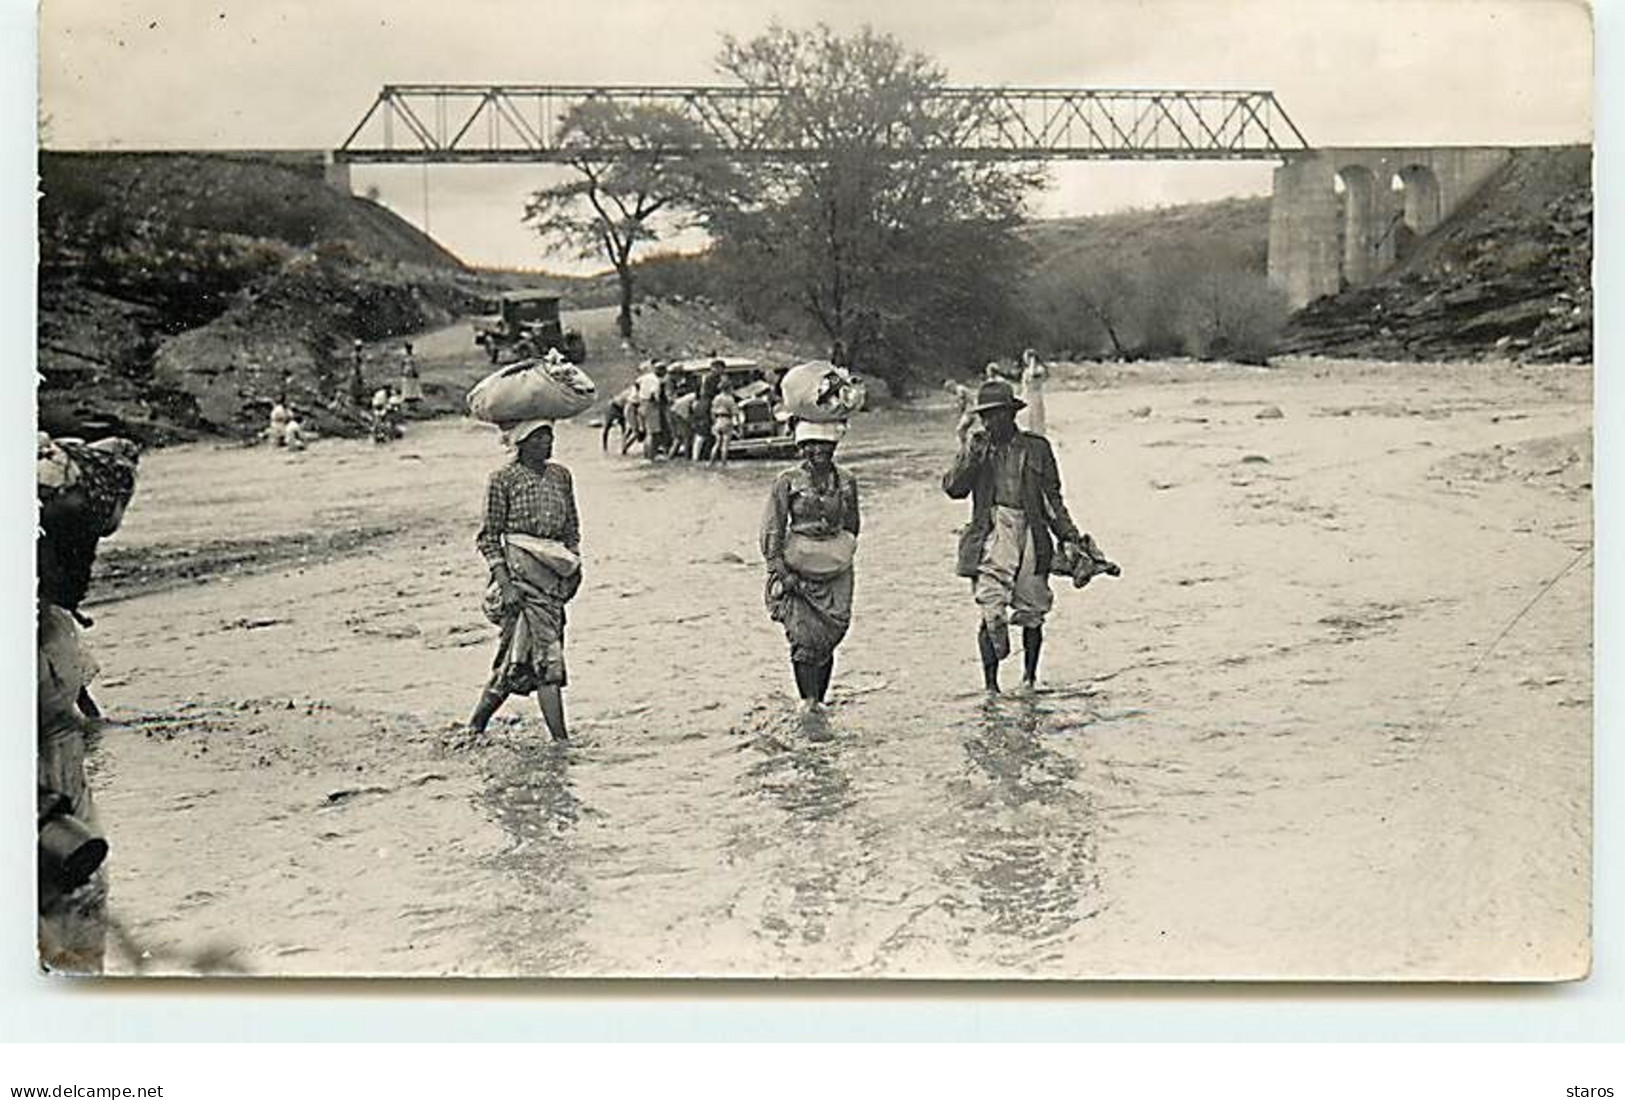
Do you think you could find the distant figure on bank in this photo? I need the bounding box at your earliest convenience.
[761,419,861,714]
[693,359,726,461]
[635,361,671,460]
[668,389,697,460]
[709,387,742,465]
[268,401,292,446]
[349,339,367,408]
[370,386,404,443]
[942,379,1084,695]
[602,384,638,454]
[399,342,424,409]
[943,379,978,441]
[282,411,310,452]
[467,421,581,741]
[1018,347,1048,437]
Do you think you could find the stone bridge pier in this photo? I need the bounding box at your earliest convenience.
[1267,147,1513,308]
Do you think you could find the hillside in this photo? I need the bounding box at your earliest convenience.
[38,152,492,441]
[1022,195,1271,278]
[1281,146,1592,363]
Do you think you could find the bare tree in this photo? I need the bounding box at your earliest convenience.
[1072,266,1138,359]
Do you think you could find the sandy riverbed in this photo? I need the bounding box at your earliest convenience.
[81,356,1591,980]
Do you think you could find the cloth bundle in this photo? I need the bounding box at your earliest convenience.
[1049,533,1122,589]
[37,434,141,538]
[780,361,866,424]
[467,354,596,425]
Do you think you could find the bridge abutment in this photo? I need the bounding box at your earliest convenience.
[323,152,352,195]
[1268,147,1515,308]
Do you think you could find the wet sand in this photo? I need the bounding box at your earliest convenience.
[84,356,1592,979]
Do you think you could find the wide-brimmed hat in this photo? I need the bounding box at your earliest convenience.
[794,419,847,444]
[971,379,1026,414]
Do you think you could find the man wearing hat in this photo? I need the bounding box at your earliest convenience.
[943,378,1084,694]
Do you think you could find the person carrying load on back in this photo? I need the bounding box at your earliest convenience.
[36,432,141,972]
[942,379,1085,696]
[465,420,581,742]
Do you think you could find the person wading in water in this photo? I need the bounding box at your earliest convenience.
[761,419,861,715]
[942,379,1084,695]
[467,420,581,741]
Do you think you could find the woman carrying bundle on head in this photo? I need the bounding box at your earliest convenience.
[465,419,581,742]
[462,350,597,743]
[760,418,860,715]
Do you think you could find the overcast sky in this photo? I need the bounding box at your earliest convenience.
[39,0,1594,269]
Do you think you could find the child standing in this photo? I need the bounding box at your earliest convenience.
[709,389,742,465]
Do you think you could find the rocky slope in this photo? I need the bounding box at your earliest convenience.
[1281,146,1592,364]
[38,152,491,441]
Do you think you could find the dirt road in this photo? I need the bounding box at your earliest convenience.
[84,357,1591,979]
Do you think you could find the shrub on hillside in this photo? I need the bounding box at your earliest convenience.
[1178,271,1290,365]
[1021,239,1285,365]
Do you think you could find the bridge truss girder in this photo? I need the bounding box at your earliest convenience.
[336,84,1310,164]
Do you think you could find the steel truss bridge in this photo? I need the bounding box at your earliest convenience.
[336,84,1310,164]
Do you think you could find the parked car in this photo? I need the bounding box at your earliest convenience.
[666,357,794,459]
[472,291,586,365]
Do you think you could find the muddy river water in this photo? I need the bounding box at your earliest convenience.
[86,358,1591,979]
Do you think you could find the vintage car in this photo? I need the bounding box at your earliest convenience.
[472,291,586,365]
[666,357,794,458]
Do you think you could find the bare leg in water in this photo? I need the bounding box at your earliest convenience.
[467,684,506,734]
[792,660,818,711]
[814,659,834,703]
[791,658,836,712]
[537,685,568,740]
[1021,626,1043,692]
[979,624,1001,695]
[468,682,568,741]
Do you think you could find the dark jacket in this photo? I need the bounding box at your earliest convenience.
[942,430,1081,578]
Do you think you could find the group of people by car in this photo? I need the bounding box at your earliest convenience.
[466,348,1112,739]
[603,357,781,465]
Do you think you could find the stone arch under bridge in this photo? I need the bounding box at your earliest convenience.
[1267,147,1513,308]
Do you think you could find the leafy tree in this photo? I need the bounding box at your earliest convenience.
[706,24,1041,386]
[524,101,736,340]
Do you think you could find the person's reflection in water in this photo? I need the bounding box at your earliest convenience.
[739,726,859,948]
[480,743,592,971]
[746,739,855,825]
[948,702,1102,949]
